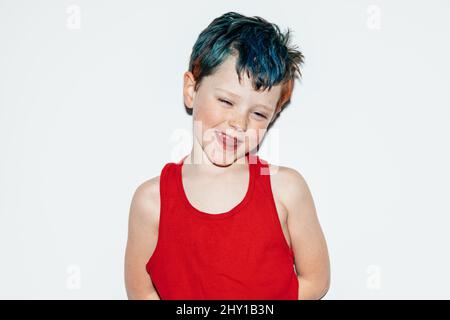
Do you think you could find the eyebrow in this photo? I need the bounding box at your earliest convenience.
[214,87,274,112]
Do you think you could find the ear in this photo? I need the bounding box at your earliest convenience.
[183,71,197,109]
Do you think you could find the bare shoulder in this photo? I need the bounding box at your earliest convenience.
[267,163,312,215]
[268,164,329,299]
[125,175,162,299]
[129,175,161,229]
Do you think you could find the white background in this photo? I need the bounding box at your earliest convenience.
[1,0,449,299]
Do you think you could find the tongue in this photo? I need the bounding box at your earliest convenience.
[222,133,235,145]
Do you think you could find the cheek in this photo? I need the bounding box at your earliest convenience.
[194,100,225,126]
[192,100,226,145]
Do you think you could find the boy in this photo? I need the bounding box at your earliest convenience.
[125,12,330,300]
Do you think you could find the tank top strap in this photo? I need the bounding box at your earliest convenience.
[252,156,295,261]
[146,156,185,273]
[252,155,278,204]
[158,160,178,219]
[251,155,273,206]
[251,154,271,181]
[244,152,274,207]
[157,157,184,225]
[159,161,177,200]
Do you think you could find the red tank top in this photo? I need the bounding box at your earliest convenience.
[146,153,299,300]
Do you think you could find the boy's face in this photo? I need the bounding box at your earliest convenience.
[183,54,282,166]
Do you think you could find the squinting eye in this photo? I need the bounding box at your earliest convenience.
[218,98,232,105]
[254,112,268,119]
[218,98,268,119]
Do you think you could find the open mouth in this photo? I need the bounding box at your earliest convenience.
[215,131,242,151]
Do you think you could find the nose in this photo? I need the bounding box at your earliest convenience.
[228,111,248,133]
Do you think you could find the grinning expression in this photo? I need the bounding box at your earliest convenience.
[183,54,282,166]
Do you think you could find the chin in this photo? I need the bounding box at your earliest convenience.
[204,145,245,167]
[213,152,240,167]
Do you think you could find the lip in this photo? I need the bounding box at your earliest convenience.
[215,131,242,151]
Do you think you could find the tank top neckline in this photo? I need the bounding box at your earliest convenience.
[175,153,259,220]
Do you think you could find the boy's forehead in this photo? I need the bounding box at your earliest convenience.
[211,55,251,85]
[206,55,282,101]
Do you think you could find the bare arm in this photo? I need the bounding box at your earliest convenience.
[124,177,161,300]
[280,167,331,300]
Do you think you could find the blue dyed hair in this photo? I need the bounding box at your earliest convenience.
[188,12,305,116]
